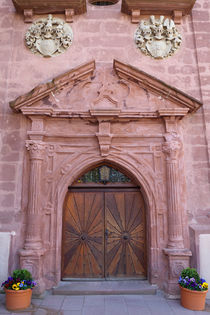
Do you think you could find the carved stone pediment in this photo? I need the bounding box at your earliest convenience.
[10,59,202,119]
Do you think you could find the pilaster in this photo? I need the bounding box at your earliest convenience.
[161,115,192,295]
[19,140,46,294]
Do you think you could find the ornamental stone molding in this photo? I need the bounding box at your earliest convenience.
[162,132,182,160]
[134,16,182,59]
[25,15,73,57]
[12,0,86,23]
[121,0,196,24]
[9,61,203,295]
[26,140,46,160]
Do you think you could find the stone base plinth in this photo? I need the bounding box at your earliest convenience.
[19,248,46,294]
[163,248,192,296]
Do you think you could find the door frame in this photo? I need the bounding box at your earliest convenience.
[62,185,147,280]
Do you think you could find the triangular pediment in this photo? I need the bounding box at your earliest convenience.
[10,59,202,118]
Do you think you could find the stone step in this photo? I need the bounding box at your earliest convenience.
[52,280,158,296]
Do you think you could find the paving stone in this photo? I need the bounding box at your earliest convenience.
[127,305,151,315]
[84,295,104,306]
[31,299,43,307]
[82,305,105,315]
[145,299,174,315]
[10,313,32,315]
[61,296,84,310]
[33,310,48,315]
[2,294,210,315]
[62,311,82,315]
[40,295,65,309]
[105,301,128,315]
[104,295,125,304]
[0,302,11,314]
[124,295,145,305]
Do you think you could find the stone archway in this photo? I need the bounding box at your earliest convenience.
[10,60,202,295]
[61,164,147,280]
[55,154,157,287]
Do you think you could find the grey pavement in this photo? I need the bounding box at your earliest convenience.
[0,292,210,315]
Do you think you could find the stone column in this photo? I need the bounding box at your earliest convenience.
[163,132,184,249]
[162,132,191,296]
[19,140,46,294]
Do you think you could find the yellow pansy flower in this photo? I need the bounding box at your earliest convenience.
[17,282,20,286]
[12,284,20,290]
[202,282,208,290]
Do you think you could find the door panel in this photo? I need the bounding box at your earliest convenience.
[105,191,146,278]
[62,189,146,279]
[62,191,104,278]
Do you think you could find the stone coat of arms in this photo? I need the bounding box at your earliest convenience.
[134,16,182,59]
[25,15,73,57]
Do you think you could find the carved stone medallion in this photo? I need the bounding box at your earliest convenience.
[134,16,182,59]
[25,15,73,57]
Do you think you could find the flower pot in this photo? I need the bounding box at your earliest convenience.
[5,288,32,311]
[180,286,208,311]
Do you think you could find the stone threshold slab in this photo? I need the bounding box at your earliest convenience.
[52,280,157,296]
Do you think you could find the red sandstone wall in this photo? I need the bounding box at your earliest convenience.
[0,0,210,272]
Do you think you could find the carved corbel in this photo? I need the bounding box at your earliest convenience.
[24,9,33,23]
[131,9,140,23]
[96,121,113,157]
[65,9,75,23]
[28,117,45,140]
[96,133,113,157]
[173,10,182,24]
[158,109,189,133]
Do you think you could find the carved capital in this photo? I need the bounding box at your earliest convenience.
[162,132,182,160]
[26,140,45,160]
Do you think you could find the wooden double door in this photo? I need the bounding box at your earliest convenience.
[62,188,146,279]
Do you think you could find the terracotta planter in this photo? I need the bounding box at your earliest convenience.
[180,286,208,311]
[5,288,32,311]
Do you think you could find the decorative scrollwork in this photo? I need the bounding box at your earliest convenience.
[25,15,73,57]
[26,140,46,160]
[162,132,182,160]
[134,16,182,59]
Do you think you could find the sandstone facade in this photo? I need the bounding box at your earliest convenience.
[0,0,210,296]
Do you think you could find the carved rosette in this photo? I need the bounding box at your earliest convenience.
[134,16,182,59]
[26,140,46,160]
[19,249,46,294]
[164,249,192,295]
[25,15,73,57]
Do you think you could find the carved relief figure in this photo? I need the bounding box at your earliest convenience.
[134,16,182,59]
[25,15,73,57]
